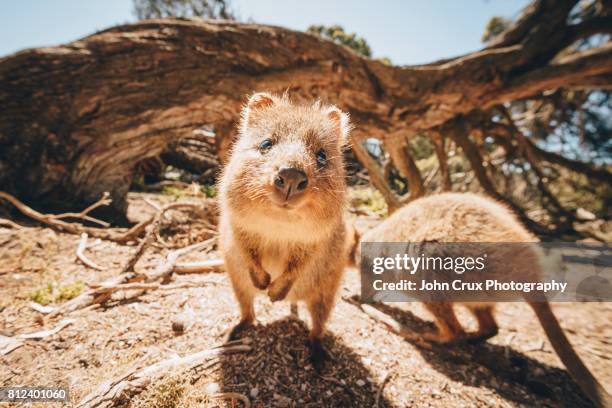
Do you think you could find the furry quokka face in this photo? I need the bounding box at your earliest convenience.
[223,93,350,222]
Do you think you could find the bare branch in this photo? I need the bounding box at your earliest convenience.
[444,120,551,235]
[350,133,400,211]
[490,43,612,109]
[76,233,105,271]
[487,0,577,48]
[430,132,452,191]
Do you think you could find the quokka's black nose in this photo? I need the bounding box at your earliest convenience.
[274,167,308,200]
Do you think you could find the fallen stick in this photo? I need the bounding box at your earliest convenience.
[375,371,393,408]
[48,273,139,318]
[147,238,217,282]
[28,302,56,314]
[120,223,156,273]
[76,233,105,270]
[76,340,252,408]
[95,281,217,292]
[174,258,224,274]
[18,319,75,340]
[0,191,211,243]
[50,239,218,317]
[0,335,23,355]
[0,218,26,229]
[0,191,135,242]
[50,192,111,227]
[122,201,214,273]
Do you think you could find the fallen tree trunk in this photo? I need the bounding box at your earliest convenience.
[0,1,610,221]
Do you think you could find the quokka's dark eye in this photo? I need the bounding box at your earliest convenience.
[316,149,327,167]
[259,138,273,151]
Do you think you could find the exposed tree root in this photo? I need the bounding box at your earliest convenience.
[0,191,147,242]
[0,191,215,245]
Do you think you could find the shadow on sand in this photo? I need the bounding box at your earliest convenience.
[367,300,594,408]
[217,318,395,407]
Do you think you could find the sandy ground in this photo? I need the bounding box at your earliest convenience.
[0,193,610,408]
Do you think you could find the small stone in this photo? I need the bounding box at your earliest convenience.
[356,379,366,386]
[171,319,185,334]
[204,382,220,394]
[250,387,259,398]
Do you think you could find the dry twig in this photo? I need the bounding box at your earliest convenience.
[76,233,105,270]
[174,258,224,274]
[18,319,75,340]
[50,192,111,227]
[0,191,212,244]
[375,371,393,408]
[0,218,26,229]
[51,238,217,317]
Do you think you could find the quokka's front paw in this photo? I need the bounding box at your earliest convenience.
[249,268,270,290]
[267,278,293,302]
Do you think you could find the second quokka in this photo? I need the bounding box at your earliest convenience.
[359,192,612,407]
[219,92,354,368]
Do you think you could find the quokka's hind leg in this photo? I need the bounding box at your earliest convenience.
[466,304,498,343]
[226,268,256,342]
[423,301,466,344]
[306,294,334,371]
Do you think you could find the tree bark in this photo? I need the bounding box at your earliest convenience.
[0,0,610,220]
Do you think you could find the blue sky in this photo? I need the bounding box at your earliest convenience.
[1,0,530,65]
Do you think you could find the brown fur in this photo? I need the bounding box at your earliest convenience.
[360,192,611,407]
[219,92,351,369]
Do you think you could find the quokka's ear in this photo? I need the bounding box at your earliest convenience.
[241,92,275,129]
[247,92,275,111]
[326,105,351,144]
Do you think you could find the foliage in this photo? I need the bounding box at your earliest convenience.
[307,25,373,58]
[55,281,84,303]
[200,184,217,198]
[483,2,611,164]
[161,185,188,198]
[27,280,83,305]
[481,16,511,43]
[133,0,235,20]
[408,134,435,161]
[27,282,54,305]
[348,186,387,217]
